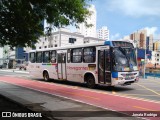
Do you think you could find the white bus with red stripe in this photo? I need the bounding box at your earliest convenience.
[28,40,139,88]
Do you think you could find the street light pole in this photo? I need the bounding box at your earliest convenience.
[144,48,146,79]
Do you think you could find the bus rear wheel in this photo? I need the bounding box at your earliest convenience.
[86,75,95,88]
[43,71,50,82]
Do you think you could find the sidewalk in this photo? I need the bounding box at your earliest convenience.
[139,76,160,80]
[0,94,51,120]
[0,68,29,74]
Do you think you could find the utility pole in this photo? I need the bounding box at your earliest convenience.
[144,48,146,79]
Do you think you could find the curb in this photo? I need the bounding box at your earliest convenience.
[0,69,29,74]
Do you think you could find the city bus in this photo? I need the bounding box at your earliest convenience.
[28,40,139,88]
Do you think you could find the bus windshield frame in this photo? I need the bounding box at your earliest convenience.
[111,46,137,72]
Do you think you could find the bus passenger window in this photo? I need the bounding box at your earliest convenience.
[43,51,50,63]
[71,48,82,63]
[36,52,43,63]
[29,53,35,63]
[83,47,96,63]
[51,51,56,63]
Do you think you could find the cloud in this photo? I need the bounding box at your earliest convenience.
[108,0,160,17]
[144,27,158,36]
[141,27,160,40]
[110,33,121,40]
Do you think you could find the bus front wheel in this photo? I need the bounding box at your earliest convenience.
[43,71,50,82]
[86,75,95,89]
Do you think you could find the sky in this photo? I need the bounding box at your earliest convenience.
[90,0,160,41]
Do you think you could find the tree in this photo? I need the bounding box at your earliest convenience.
[0,0,91,48]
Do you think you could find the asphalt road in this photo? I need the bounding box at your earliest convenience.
[0,71,142,120]
[0,70,160,102]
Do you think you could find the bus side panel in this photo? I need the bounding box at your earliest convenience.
[66,63,84,83]
[42,63,58,79]
[82,64,98,84]
[28,63,43,79]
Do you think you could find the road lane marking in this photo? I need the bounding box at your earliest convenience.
[133,106,156,111]
[120,93,159,97]
[136,83,160,96]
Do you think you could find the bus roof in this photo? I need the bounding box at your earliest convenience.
[29,39,134,52]
[29,42,105,52]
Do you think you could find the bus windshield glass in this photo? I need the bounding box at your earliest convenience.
[112,47,137,72]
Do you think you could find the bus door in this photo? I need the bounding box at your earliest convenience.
[57,52,67,80]
[98,47,111,84]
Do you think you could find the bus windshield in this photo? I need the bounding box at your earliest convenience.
[112,47,137,72]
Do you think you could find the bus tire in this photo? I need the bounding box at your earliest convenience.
[43,71,50,82]
[86,75,95,89]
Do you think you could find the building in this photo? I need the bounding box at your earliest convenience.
[35,28,104,50]
[77,5,96,37]
[153,41,160,51]
[36,28,84,49]
[150,51,160,65]
[130,29,153,63]
[84,37,105,43]
[130,29,154,71]
[97,26,109,40]
[130,29,153,50]
[0,45,29,68]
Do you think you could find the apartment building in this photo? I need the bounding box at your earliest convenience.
[153,41,160,51]
[151,51,160,65]
[35,28,104,50]
[77,5,97,37]
[130,29,153,50]
[97,26,109,40]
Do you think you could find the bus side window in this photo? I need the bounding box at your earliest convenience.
[83,47,96,63]
[51,50,56,63]
[43,51,50,63]
[36,52,43,63]
[29,52,35,63]
[71,48,82,63]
